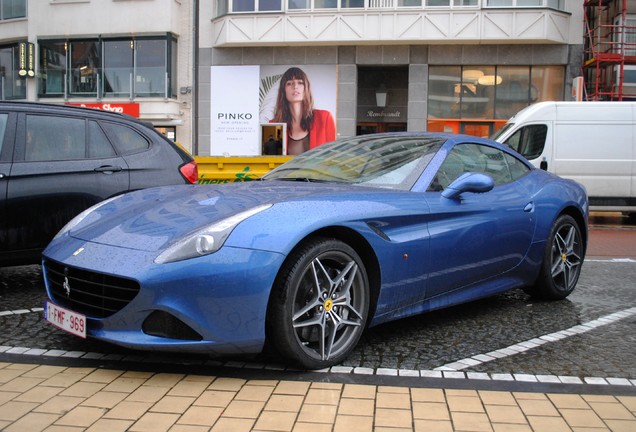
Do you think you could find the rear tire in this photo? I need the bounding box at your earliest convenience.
[267,237,369,370]
[525,214,583,300]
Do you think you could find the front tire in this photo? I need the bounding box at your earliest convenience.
[267,237,369,369]
[526,214,584,300]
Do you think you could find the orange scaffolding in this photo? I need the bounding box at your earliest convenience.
[583,0,636,100]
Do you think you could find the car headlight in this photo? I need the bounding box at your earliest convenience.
[154,204,272,264]
[53,195,123,240]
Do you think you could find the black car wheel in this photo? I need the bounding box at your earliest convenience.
[526,214,584,300]
[268,237,369,369]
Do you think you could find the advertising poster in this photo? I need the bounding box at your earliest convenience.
[210,65,337,156]
[260,65,337,155]
[210,66,260,156]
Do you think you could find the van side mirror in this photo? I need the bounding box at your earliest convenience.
[442,172,495,200]
[540,159,548,171]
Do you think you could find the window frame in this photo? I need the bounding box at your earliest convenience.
[37,34,178,100]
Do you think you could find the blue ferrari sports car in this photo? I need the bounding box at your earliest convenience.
[42,133,588,369]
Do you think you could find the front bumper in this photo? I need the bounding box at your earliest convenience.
[42,235,285,355]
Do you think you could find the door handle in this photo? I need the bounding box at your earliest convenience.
[94,165,123,173]
[524,202,535,212]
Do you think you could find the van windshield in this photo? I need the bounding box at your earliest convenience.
[490,123,513,141]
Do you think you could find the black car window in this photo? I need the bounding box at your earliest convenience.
[88,120,116,158]
[0,114,7,154]
[504,124,547,160]
[100,121,150,155]
[428,143,529,191]
[25,115,85,161]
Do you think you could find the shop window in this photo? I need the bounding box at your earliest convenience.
[38,35,177,99]
[494,66,531,119]
[428,65,564,137]
[0,44,26,100]
[103,40,134,97]
[135,39,166,97]
[1,0,26,20]
[69,40,100,97]
[38,41,67,97]
[531,66,564,102]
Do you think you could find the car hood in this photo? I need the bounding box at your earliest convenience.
[66,181,380,252]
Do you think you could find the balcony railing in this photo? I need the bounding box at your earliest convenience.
[215,0,564,16]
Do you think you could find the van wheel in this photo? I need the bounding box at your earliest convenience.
[525,215,583,300]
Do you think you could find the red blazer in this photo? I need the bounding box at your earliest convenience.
[309,109,336,149]
[270,109,336,151]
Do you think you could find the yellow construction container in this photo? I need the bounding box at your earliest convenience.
[195,156,292,184]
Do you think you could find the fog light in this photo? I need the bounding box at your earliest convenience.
[142,311,202,341]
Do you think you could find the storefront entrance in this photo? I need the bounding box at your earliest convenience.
[357,66,408,136]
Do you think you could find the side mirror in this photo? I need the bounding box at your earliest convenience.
[441,172,495,199]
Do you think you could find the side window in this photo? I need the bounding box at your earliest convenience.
[100,121,149,155]
[428,143,528,191]
[25,115,85,161]
[88,121,116,158]
[504,153,531,180]
[504,124,547,160]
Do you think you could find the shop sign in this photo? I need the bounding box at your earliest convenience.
[359,107,406,122]
[18,42,35,78]
[66,102,140,117]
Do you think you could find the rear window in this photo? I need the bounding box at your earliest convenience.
[88,120,117,158]
[100,121,150,155]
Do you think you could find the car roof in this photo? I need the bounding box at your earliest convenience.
[0,100,143,125]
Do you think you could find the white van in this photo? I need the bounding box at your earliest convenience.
[492,101,636,214]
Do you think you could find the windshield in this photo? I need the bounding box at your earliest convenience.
[263,134,444,189]
[490,123,514,141]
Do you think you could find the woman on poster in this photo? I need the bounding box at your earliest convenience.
[271,67,336,155]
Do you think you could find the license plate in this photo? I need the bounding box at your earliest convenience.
[45,301,87,338]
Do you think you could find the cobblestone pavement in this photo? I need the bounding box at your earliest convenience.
[1,228,634,384]
[0,224,635,431]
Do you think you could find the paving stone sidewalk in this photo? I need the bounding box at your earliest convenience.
[1,362,635,432]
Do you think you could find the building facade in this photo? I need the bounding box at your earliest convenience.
[0,0,194,150]
[0,1,585,156]
[199,0,584,156]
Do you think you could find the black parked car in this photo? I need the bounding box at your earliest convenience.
[0,101,198,266]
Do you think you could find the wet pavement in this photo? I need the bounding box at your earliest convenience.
[0,215,634,384]
[0,215,635,431]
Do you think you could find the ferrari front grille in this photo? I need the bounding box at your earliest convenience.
[44,259,140,319]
